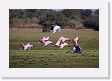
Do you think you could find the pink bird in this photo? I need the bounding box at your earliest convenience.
[72,37,79,46]
[20,43,33,51]
[55,37,69,49]
[41,37,53,46]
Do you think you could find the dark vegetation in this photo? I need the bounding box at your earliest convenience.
[9,9,99,31]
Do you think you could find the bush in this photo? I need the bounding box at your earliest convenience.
[67,20,83,29]
[83,17,99,31]
[38,10,69,31]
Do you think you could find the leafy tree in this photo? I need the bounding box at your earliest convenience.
[61,9,81,20]
[38,10,69,31]
[81,9,99,31]
[83,15,99,31]
[80,9,93,19]
[9,9,99,31]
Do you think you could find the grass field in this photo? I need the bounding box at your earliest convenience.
[9,28,99,68]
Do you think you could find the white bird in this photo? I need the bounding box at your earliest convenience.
[52,25,61,34]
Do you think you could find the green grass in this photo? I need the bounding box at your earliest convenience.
[9,28,99,68]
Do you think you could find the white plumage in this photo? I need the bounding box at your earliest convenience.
[53,25,61,34]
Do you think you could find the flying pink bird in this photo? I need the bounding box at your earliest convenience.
[20,43,33,51]
[41,37,53,46]
[72,37,79,46]
[55,37,69,49]
[72,36,82,54]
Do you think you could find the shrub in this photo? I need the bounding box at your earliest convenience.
[83,17,99,31]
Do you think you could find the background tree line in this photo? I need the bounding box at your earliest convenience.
[9,9,99,31]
